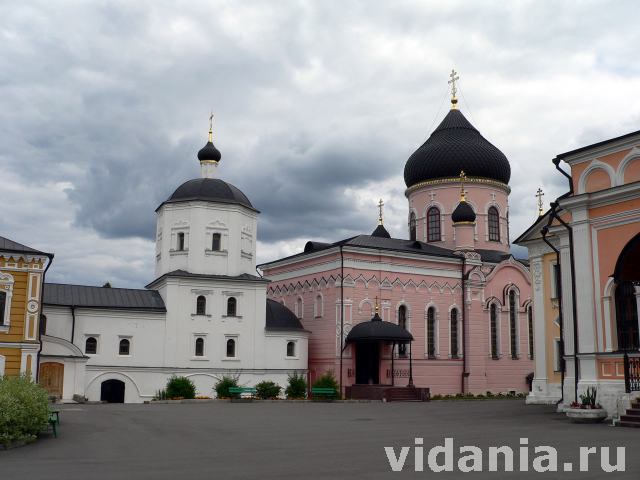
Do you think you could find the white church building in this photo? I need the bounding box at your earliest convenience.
[39,125,309,403]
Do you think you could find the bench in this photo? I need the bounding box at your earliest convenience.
[48,409,60,438]
[228,387,256,401]
[311,387,338,401]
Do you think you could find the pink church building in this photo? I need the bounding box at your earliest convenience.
[260,97,534,398]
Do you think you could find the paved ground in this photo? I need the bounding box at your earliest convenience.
[1,400,638,479]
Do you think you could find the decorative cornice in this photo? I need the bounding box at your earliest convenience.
[405,177,511,197]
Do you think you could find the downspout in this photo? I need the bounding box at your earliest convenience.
[339,245,344,396]
[35,253,54,382]
[460,255,468,394]
[541,223,564,405]
[71,306,77,344]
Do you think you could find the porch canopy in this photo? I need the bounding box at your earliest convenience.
[345,313,413,344]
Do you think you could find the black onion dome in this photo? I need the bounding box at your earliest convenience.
[452,200,476,223]
[265,298,305,331]
[159,178,257,212]
[404,109,511,187]
[197,141,222,162]
[346,313,413,343]
[371,224,391,238]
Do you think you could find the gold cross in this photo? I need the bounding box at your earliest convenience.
[448,69,460,108]
[459,170,467,201]
[208,111,214,142]
[378,198,384,225]
[374,296,379,314]
[536,188,545,216]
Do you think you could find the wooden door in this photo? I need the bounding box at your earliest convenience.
[39,362,64,398]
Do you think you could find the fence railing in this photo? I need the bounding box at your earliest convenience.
[623,353,640,393]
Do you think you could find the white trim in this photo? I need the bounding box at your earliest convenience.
[118,336,132,357]
[285,339,298,359]
[617,147,640,184]
[313,292,323,318]
[489,301,501,359]
[0,354,4,376]
[84,334,100,356]
[507,288,521,358]
[0,272,14,328]
[224,335,238,359]
[448,304,462,358]
[577,160,616,194]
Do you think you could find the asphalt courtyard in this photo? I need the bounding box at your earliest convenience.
[1,400,638,479]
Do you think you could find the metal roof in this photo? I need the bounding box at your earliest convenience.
[0,235,49,256]
[43,283,166,311]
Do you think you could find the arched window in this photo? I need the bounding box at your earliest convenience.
[211,233,221,251]
[227,297,237,317]
[409,212,416,241]
[490,304,499,359]
[196,295,206,315]
[427,307,436,358]
[509,290,518,359]
[286,341,296,357]
[40,314,47,335]
[119,338,130,356]
[226,338,236,358]
[195,337,205,357]
[488,207,500,242]
[398,305,408,357]
[616,281,639,351]
[0,291,6,325]
[296,297,303,319]
[177,232,185,251]
[427,207,441,242]
[450,308,459,358]
[314,294,323,318]
[527,306,534,359]
[85,337,98,355]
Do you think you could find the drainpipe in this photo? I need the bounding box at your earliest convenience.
[541,222,564,405]
[35,253,54,382]
[71,305,77,344]
[460,255,468,394]
[339,245,344,396]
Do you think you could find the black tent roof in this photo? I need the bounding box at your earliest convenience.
[345,313,413,343]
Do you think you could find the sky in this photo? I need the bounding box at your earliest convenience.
[1,0,639,288]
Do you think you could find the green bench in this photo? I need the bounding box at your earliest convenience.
[228,387,256,400]
[48,409,60,438]
[311,387,338,401]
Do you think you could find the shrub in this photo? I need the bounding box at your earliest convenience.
[312,371,340,399]
[255,381,282,399]
[214,375,239,398]
[154,389,167,400]
[0,375,49,446]
[166,376,196,400]
[285,373,307,399]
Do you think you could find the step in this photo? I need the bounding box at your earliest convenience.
[625,408,640,416]
[620,415,640,423]
[618,421,640,428]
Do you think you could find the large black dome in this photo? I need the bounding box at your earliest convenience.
[404,109,511,187]
[159,178,257,212]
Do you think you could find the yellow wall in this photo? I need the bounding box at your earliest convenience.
[542,252,562,384]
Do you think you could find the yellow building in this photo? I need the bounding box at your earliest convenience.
[0,235,53,378]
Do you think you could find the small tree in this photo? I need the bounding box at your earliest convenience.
[285,373,307,399]
[255,381,281,399]
[165,376,196,399]
[0,375,49,446]
[312,371,339,399]
[215,375,239,398]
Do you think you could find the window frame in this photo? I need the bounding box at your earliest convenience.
[225,337,237,359]
[196,295,207,316]
[427,207,441,242]
[409,212,417,241]
[398,305,408,357]
[450,308,459,359]
[527,305,534,360]
[211,233,222,251]
[177,232,186,251]
[488,207,500,242]
[509,290,519,359]
[85,336,98,355]
[118,337,131,357]
[426,306,437,359]
[0,273,14,329]
[286,340,297,358]
[490,303,500,359]
[226,297,237,317]
[195,337,205,357]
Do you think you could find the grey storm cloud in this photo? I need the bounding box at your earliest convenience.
[1,1,640,287]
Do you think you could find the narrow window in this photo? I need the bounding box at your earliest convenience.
[85,337,97,355]
[286,341,296,357]
[211,233,221,251]
[528,306,534,359]
[427,207,441,242]
[488,207,500,242]
[427,307,436,358]
[509,291,518,359]
[196,295,206,315]
[314,294,322,318]
[551,263,560,299]
[119,338,130,356]
[177,232,185,251]
[227,297,237,316]
[226,338,236,358]
[40,314,47,335]
[490,304,499,359]
[296,297,303,319]
[0,291,6,325]
[409,212,416,241]
[195,337,204,357]
[450,308,459,358]
[398,306,408,357]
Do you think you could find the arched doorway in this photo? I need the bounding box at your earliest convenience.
[613,233,640,351]
[100,379,125,403]
[39,362,64,398]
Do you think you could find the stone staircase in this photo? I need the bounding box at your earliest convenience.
[383,386,430,402]
[618,399,640,428]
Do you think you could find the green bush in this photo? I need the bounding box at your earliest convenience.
[285,373,307,399]
[154,389,167,400]
[0,375,49,446]
[312,371,339,399]
[165,376,196,399]
[214,375,239,398]
[255,381,281,399]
